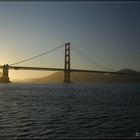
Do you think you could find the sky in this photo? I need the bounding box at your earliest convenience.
[0,2,140,80]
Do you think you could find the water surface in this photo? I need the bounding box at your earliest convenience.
[0,83,140,138]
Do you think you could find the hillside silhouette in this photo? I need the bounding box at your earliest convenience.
[118,68,137,73]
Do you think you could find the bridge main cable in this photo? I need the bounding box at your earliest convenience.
[71,43,115,71]
[10,43,65,66]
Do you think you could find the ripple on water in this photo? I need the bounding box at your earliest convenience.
[0,83,140,138]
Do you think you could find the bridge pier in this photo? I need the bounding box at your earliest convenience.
[64,42,71,83]
[0,64,10,83]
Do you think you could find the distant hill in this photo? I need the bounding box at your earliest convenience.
[24,69,140,83]
[118,68,137,73]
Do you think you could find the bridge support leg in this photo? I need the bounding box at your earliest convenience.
[1,64,10,83]
[64,43,71,83]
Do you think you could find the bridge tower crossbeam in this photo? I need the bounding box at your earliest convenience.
[64,42,71,83]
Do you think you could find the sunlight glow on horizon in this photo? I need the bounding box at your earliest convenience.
[9,70,55,81]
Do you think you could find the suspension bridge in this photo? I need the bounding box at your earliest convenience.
[0,42,139,83]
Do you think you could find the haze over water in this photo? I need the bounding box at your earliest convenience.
[0,83,140,138]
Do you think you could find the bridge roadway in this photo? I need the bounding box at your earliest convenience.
[0,65,140,76]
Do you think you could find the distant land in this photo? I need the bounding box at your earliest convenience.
[12,68,140,83]
[118,68,138,73]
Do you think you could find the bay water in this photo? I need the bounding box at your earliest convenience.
[0,83,140,139]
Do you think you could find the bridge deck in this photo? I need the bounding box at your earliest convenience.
[0,65,139,76]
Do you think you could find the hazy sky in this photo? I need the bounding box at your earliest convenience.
[0,2,140,80]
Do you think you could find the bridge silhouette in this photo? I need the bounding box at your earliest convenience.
[0,42,139,83]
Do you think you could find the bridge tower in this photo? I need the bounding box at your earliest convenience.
[2,64,10,83]
[64,42,71,83]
